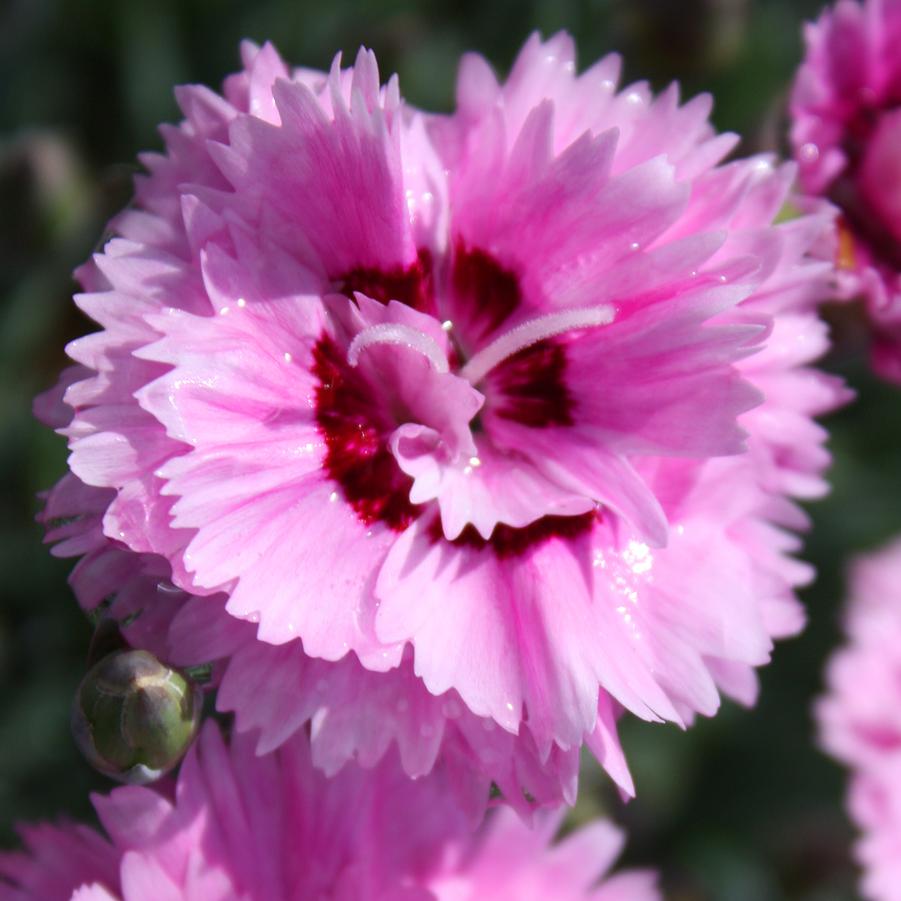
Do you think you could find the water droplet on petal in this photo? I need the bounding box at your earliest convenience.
[799,142,820,163]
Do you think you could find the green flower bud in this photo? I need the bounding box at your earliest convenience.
[72,649,202,784]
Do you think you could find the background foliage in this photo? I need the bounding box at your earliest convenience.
[1,1,894,898]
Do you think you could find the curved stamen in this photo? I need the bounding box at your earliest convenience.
[459,306,616,386]
[347,323,449,373]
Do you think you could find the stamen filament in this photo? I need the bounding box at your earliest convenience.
[347,323,449,372]
[459,305,615,385]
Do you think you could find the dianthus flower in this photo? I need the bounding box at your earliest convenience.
[42,34,844,807]
[0,723,658,901]
[791,0,901,382]
[818,537,901,900]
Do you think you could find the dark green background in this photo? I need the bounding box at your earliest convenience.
[1,1,892,898]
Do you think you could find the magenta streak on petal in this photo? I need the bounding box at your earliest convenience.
[347,322,449,372]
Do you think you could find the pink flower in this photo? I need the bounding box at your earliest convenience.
[0,723,659,901]
[0,822,118,901]
[817,537,901,900]
[790,0,901,382]
[45,35,843,804]
[37,375,590,818]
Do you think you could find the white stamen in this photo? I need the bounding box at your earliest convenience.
[347,323,449,372]
[459,306,615,385]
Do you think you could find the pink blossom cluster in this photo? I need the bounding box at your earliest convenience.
[0,723,657,900]
[38,32,843,809]
[818,538,901,900]
[8,22,855,899]
[791,0,901,381]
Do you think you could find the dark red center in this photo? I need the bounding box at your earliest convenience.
[337,249,434,315]
[450,242,574,426]
[313,247,585,550]
[450,242,522,345]
[487,339,575,428]
[428,511,597,558]
[312,334,421,532]
[835,99,901,270]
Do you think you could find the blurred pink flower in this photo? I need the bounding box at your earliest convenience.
[818,537,901,900]
[791,0,901,381]
[0,723,658,901]
[43,34,843,805]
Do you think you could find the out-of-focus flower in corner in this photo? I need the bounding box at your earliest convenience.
[791,0,901,382]
[818,537,901,901]
[39,32,845,811]
[0,722,659,901]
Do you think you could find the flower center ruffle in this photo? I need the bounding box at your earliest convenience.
[314,246,613,546]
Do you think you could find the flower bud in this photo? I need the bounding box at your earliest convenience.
[72,649,202,784]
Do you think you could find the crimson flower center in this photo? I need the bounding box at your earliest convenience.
[833,101,901,269]
[314,246,612,551]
